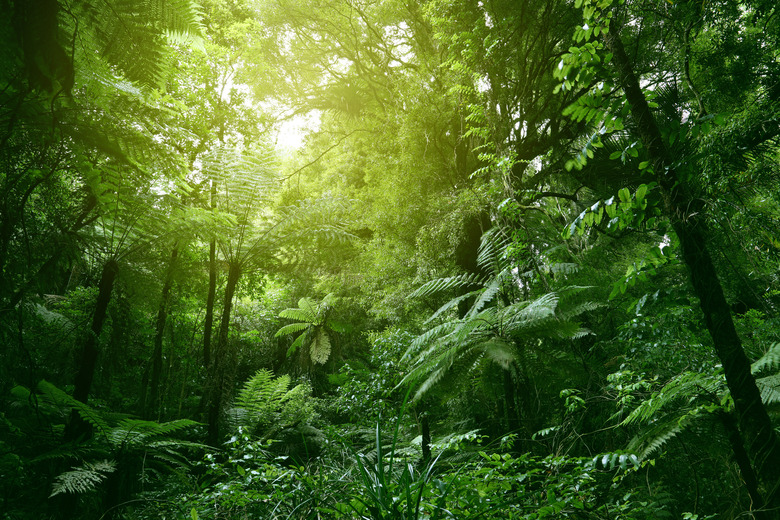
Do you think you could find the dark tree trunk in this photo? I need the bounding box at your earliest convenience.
[421,414,431,464]
[720,412,766,518]
[146,245,178,419]
[206,260,241,445]
[203,180,217,366]
[605,30,780,506]
[66,258,118,440]
[503,368,520,435]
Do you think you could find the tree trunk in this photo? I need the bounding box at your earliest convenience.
[605,29,780,506]
[720,411,767,518]
[66,258,118,440]
[203,180,217,366]
[503,368,520,435]
[206,260,241,445]
[146,245,178,419]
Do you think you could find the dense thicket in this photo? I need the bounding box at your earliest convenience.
[1,0,779,518]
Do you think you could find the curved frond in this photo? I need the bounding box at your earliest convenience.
[279,308,317,323]
[408,272,484,299]
[37,380,110,439]
[621,371,724,427]
[480,337,518,369]
[466,268,510,318]
[424,290,481,325]
[275,322,311,337]
[50,460,116,497]
[752,342,780,376]
[311,328,332,365]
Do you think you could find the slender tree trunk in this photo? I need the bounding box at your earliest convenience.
[146,245,178,419]
[605,30,780,506]
[720,412,767,518]
[203,180,217,366]
[66,258,118,440]
[206,260,241,444]
[503,368,520,435]
[421,413,431,465]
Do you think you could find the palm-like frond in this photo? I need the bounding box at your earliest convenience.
[752,342,780,376]
[311,328,332,365]
[401,228,593,401]
[278,308,317,324]
[621,371,725,429]
[108,418,200,450]
[275,322,311,337]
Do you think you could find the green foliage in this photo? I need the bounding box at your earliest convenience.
[276,293,344,365]
[6,380,204,514]
[401,228,595,401]
[228,369,316,437]
[330,329,411,425]
[604,343,780,461]
[50,459,116,497]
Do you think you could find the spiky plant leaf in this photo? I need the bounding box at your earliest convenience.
[424,290,481,325]
[37,381,110,438]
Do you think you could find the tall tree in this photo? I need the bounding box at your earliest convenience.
[557,0,780,512]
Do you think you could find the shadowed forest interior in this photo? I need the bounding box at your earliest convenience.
[2,0,780,518]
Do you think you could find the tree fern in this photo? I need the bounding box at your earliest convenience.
[618,347,780,460]
[67,0,204,89]
[275,293,341,365]
[400,228,593,401]
[9,380,203,503]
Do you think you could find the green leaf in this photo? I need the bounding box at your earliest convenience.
[636,184,648,203]
[191,508,199,520]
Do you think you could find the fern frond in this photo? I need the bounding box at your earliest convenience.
[752,342,780,376]
[466,268,510,319]
[757,374,780,405]
[408,273,484,299]
[298,297,318,317]
[37,381,110,439]
[279,309,316,326]
[275,322,310,337]
[476,227,511,272]
[311,328,332,365]
[621,371,723,427]
[480,337,518,369]
[405,321,462,357]
[50,459,116,497]
[424,290,481,325]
